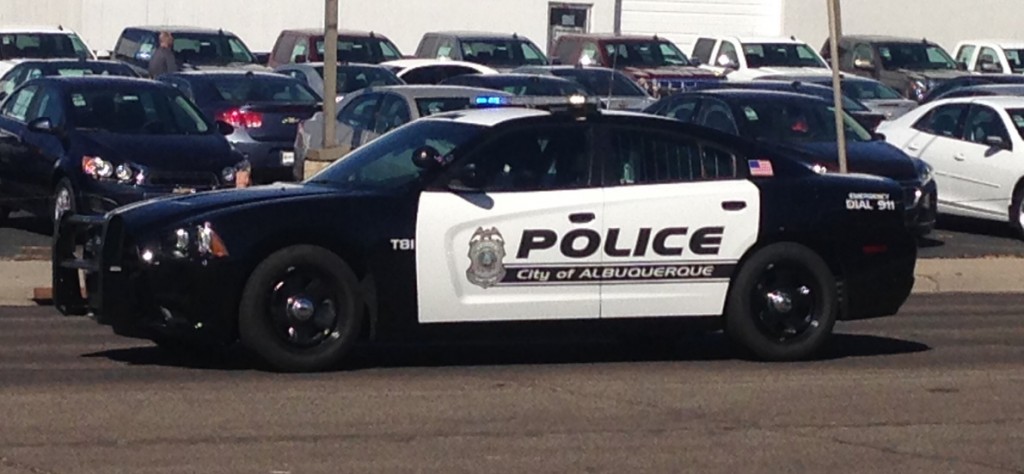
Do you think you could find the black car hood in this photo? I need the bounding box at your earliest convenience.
[74,132,238,171]
[777,141,919,181]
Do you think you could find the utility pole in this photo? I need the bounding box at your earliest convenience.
[826,0,848,173]
[305,0,341,179]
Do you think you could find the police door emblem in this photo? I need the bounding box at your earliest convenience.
[466,227,506,289]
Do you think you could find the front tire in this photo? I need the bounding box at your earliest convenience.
[725,243,837,361]
[52,178,77,225]
[239,245,363,372]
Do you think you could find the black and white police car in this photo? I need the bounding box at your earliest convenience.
[54,96,917,372]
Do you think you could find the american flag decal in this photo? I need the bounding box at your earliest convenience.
[748,160,774,177]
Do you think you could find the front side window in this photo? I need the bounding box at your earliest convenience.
[0,33,89,60]
[955,44,976,64]
[1005,49,1024,73]
[692,38,716,64]
[913,104,968,137]
[718,41,739,66]
[962,105,1010,145]
[311,120,486,191]
[978,47,1001,71]
[1,85,38,121]
[606,126,739,185]
[696,99,739,135]
[742,43,826,68]
[604,40,690,67]
[1005,108,1024,140]
[664,98,701,122]
[877,43,957,71]
[853,44,875,63]
[67,87,211,135]
[28,88,63,124]
[448,124,592,192]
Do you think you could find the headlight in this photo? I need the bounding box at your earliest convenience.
[83,156,146,184]
[910,79,929,101]
[166,222,230,259]
[918,162,934,185]
[82,156,113,179]
[221,166,236,183]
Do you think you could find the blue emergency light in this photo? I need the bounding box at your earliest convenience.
[474,96,507,106]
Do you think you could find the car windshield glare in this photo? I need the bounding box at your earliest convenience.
[459,39,547,67]
[54,65,136,78]
[1007,109,1024,139]
[315,37,402,63]
[174,34,255,65]
[877,43,957,71]
[603,40,690,67]
[743,43,826,68]
[69,88,212,135]
[210,76,319,104]
[315,66,403,93]
[735,100,873,144]
[310,120,485,191]
[554,69,646,96]
[0,33,88,60]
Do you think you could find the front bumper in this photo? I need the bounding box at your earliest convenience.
[838,236,917,321]
[53,214,244,344]
[902,180,938,236]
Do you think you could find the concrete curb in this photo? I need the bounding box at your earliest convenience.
[1,258,1022,306]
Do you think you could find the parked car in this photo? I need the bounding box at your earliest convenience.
[0,27,96,76]
[645,89,936,235]
[920,74,1024,104]
[267,29,402,68]
[879,96,1024,237]
[691,36,829,80]
[0,77,246,224]
[822,35,970,102]
[551,34,721,97]
[113,26,263,76]
[692,79,887,131]
[927,84,1024,102]
[294,85,510,170]
[381,59,497,85]
[0,59,138,100]
[440,73,588,97]
[415,31,547,70]
[953,40,1024,75]
[159,71,321,183]
[274,62,403,100]
[759,74,917,120]
[513,65,655,110]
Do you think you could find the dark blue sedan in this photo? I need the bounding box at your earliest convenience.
[160,71,322,183]
[0,76,247,224]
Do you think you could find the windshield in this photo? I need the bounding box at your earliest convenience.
[457,39,547,67]
[310,120,485,191]
[315,65,403,94]
[445,76,588,96]
[1005,49,1024,74]
[69,88,212,135]
[603,40,690,67]
[877,43,957,71]
[316,37,402,64]
[49,63,136,78]
[1007,109,1024,139]
[209,75,319,104]
[0,33,89,60]
[415,97,473,116]
[173,34,255,65]
[552,69,647,96]
[733,100,873,144]
[743,43,826,68]
[842,80,903,100]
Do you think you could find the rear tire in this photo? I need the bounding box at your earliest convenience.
[238,245,363,372]
[725,243,837,361]
[1009,184,1024,239]
[0,205,9,226]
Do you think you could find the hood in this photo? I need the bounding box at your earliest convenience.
[112,183,338,230]
[182,62,271,72]
[623,66,720,79]
[897,69,969,82]
[600,96,657,111]
[860,99,918,120]
[753,66,831,76]
[778,141,919,181]
[74,132,238,172]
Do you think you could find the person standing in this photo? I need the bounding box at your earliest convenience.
[148,31,178,78]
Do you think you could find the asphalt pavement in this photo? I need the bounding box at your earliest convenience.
[1,294,1023,473]
[3,212,1024,261]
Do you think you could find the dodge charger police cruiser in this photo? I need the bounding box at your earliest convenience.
[54,97,917,372]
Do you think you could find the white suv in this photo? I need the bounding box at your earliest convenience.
[691,36,829,81]
[0,26,96,77]
[953,40,1024,75]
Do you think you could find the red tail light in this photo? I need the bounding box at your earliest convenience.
[217,109,263,129]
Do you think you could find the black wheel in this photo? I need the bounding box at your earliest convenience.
[52,178,77,224]
[238,245,363,372]
[725,243,837,361]
[0,205,9,226]
[1010,184,1024,239]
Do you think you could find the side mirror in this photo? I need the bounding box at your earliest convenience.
[854,58,874,71]
[293,54,307,64]
[411,145,443,170]
[447,163,484,191]
[551,58,563,66]
[980,61,1002,73]
[957,61,969,71]
[27,117,57,134]
[253,52,271,65]
[93,49,112,60]
[215,120,235,136]
[716,54,737,69]
[690,57,703,66]
[985,135,1008,149]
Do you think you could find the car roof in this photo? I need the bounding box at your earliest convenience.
[760,74,876,84]
[515,65,618,73]
[681,88,829,103]
[841,35,938,45]
[9,59,127,67]
[557,33,666,42]
[425,31,531,40]
[381,59,495,71]
[932,95,1024,107]
[0,26,77,34]
[959,39,1024,49]
[165,70,296,80]
[32,76,169,89]
[453,73,576,82]
[362,85,512,100]
[279,29,388,38]
[127,26,239,36]
[961,84,1024,92]
[701,36,808,44]
[276,62,383,69]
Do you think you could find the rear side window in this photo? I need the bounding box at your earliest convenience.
[692,38,716,64]
[913,104,968,137]
[415,97,472,116]
[606,126,739,185]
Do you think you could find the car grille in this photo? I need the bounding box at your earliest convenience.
[145,170,220,188]
[656,78,721,92]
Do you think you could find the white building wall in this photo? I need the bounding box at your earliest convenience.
[0,0,615,56]
[619,0,784,53]
[782,0,1024,53]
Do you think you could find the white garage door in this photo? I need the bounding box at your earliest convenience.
[620,0,783,53]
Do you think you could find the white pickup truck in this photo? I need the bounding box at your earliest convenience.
[691,36,830,81]
[954,40,1024,75]
[0,26,96,77]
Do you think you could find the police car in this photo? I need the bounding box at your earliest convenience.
[54,97,917,372]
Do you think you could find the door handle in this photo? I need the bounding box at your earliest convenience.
[568,212,596,224]
[722,200,747,211]
[907,144,921,151]
[953,153,966,162]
